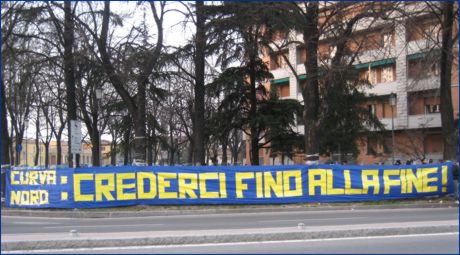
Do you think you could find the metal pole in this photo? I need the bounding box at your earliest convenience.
[391,106,395,165]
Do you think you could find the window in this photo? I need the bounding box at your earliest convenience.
[368,104,376,116]
[425,104,440,114]
[296,112,304,126]
[408,58,440,79]
[276,82,290,98]
[367,137,377,155]
[381,66,394,83]
[297,47,306,65]
[329,45,337,58]
[382,32,394,48]
[270,50,289,70]
[361,64,396,85]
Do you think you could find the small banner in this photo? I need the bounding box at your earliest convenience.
[5,163,454,208]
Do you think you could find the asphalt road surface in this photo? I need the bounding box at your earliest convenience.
[7,233,459,254]
[2,207,458,234]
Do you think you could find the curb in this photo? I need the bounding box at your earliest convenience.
[1,224,458,251]
[2,202,458,218]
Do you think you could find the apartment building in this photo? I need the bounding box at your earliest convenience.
[245,2,459,165]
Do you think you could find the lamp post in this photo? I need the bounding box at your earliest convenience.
[95,88,102,166]
[24,120,29,167]
[389,93,396,165]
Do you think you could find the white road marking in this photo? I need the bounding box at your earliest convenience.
[3,232,458,254]
[258,216,367,223]
[11,222,58,225]
[43,223,164,229]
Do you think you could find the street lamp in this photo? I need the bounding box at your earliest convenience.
[389,93,397,165]
[24,120,29,167]
[95,88,103,166]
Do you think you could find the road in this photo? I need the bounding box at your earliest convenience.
[6,233,459,254]
[2,207,458,234]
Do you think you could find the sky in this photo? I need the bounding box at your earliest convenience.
[23,1,195,143]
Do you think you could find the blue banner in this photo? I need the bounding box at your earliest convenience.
[5,163,454,208]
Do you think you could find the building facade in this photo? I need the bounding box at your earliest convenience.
[14,139,112,167]
[245,2,459,165]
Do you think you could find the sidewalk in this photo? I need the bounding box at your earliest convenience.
[2,220,458,251]
[2,199,458,218]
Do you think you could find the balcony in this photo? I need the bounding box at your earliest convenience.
[407,76,440,92]
[407,39,439,55]
[354,46,396,64]
[362,80,398,96]
[408,113,442,129]
[270,68,291,80]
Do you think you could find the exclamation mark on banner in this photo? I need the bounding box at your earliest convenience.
[442,165,447,192]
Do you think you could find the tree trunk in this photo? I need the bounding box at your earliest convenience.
[64,1,78,168]
[15,136,22,165]
[34,115,39,166]
[193,1,206,166]
[1,80,9,165]
[123,127,130,166]
[231,129,239,164]
[221,139,228,166]
[249,35,259,165]
[56,134,62,165]
[133,88,147,164]
[44,142,49,168]
[302,2,320,164]
[147,134,153,166]
[111,140,117,166]
[91,131,100,167]
[9,117,14,165]
[440,2,456,160]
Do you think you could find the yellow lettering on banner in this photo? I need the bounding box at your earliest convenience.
[95,174,115,201]
[47,171,57,185]
[362,170,380,195]
[344,170,362,195]
[200,173,220,199]
[422,167,438,193]
[178,173,198,199]
[383,170,400,194]
[219,173,227,198]
[40,190,49,204]
[137,172,157,199]
[19,172,27,184]
[442,166,448,192]
[30,190,39,205]
[10,190,48,205]
[406,169,423,193]
[158,173,178,199]
[28,171,38,185]
[255,172,263,198]
[308,169,327,195]
[74,174,94,201]
[21,191,29,205]
[10,171,19,185]
[39,171,47,185]
[326,170,344,195]
[235,172,254,198]
[283,170,303,197]
[264,171,283,198]
[400,169,408,194]
[116,173,136,200]
[10,191,21,205]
